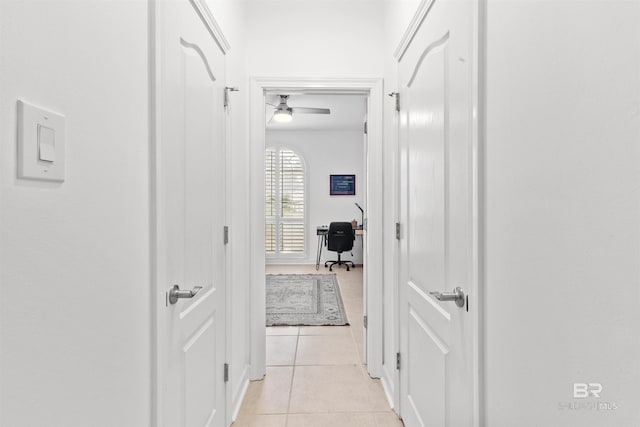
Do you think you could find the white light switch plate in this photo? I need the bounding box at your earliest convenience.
[17,100,65,182]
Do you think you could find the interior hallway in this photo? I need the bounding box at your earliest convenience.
[234,264,403,427]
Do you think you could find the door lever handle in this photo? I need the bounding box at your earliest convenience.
[429,287,465,308]
[169,284,203,305]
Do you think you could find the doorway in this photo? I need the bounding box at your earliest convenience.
[263,91,368,363]
[248,77,384,381]
[239,76,392,424]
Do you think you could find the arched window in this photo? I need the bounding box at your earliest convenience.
[265,147,305,256]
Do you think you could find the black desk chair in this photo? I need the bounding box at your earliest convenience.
[324,222,356,271]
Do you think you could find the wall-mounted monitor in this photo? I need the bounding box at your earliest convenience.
[330,174,356,196]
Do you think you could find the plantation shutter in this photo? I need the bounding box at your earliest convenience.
[279,150,304,252]
[265,148,276,254]
[265,147,305,256]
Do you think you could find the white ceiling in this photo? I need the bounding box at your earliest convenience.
[265,93,367,131]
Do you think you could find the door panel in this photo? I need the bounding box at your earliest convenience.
[407,305,447,427]
[156,1,227,426]
[184,314,218,427]
[398,1,476,426]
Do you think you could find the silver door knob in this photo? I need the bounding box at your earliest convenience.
[430,287,466,308]
[169,284,203,305]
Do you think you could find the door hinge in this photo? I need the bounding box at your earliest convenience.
[388,92,400,112]
[224,226,229,244]
[395,222,401,240]
[224,86,239,108]
[224,363,229,382]
[364,121,368,135]
[396,352,401,370]
[364,315,368,328]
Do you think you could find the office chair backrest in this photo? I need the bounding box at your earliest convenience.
[327,222,355,253]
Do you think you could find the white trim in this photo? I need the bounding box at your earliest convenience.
[249,78,267,380]
[149,1,161,425]
[230,365,250,423]
[224,70,233,427]
[474,1,487,426]
[380,371,398,411]
[363,78,384,379]
[189,0,231,54]
[393,0,437,61]
[390,87,402,412]
[249,76,385,380]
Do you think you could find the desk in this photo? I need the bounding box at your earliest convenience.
[316,225,364,270]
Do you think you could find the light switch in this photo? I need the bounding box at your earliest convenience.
[38,125,56,162]
[17,100,65,182]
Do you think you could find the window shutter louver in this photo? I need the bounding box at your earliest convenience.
[265,147,305,256]
[265,148,276,254]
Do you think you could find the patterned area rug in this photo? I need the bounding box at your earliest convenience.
[266,274,349,326]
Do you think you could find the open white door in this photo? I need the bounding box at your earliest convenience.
[397,0,478,426]
[362,114,368,365]
[154,1,227,426]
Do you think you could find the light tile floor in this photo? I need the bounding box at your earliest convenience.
[233,264,404,427]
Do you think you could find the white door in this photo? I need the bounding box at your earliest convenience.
[155,1,227,426]
[398,0,477,426]
[362,116,368,365]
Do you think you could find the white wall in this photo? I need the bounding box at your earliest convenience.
[246,0,384,76]
[0,1,150,426]
[483,1,640,426]
[266,130,365,265]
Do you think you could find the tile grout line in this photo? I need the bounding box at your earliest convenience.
[264,265,400,426]
[283,328,300,427]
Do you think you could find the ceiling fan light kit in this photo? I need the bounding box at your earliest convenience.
[273,108,293,123]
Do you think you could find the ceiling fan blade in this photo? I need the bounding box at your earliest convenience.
[291,107,330,114]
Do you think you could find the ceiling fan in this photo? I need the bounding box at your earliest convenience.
[268,95,330,123]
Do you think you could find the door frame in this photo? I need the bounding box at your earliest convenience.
[393,0,484,423]
[248,76,384,380]
[150,0,231,425]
